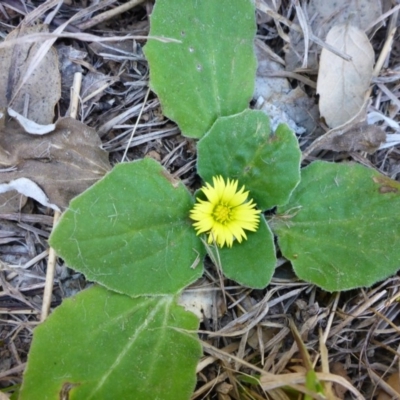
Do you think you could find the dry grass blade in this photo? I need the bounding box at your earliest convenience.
[294,0,310,68]
[206,289,276,338]
[0,363,26,379]
[318,329,338,399]
[260,372,364,399]
[368,367,400,399]
[22,0,61,25]
[191,371,229,399]
[121,87,150,162]
[0,33,179,49]
[329,290,388,338]
[302,99,370,160]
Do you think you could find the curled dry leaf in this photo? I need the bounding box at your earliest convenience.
[0,177,59,211]
[317,23,374,128]
[0,114,111,210]
[8,108,55,134]
[0,24,61,125]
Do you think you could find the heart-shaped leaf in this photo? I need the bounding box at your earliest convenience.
[50,158,205,297]
[197,109,301,210]
[215,216,276,288]
[20,286,201,400]
[144,0,256,138]
[271,161,400,291]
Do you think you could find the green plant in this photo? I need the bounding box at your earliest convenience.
[19,0,400,398]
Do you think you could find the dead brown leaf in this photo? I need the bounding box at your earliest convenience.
[377,371,400,400]
[0,112,111,210]
[0,192,27,214]
[0,24,61,125]
[330,362,351,399]
[320,123,386,153]
[302,99,386,158]
[317,23,374,128]
[0,177,60,211]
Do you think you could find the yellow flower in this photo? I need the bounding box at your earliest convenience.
[190,176,261,248]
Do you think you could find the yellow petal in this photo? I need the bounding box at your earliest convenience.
[189,175,261,248]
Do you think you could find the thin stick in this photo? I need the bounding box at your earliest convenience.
[323,292,340,344]
[40,211,60,321]
[373,28,396,78]
[76,0,145,31]
[121,87,151,162]
[40,72,82,322]
[69,72,82,119]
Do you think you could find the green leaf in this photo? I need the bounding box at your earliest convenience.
[20,286,201,400]
[50,158,205,297]
[305,370,324,400]
[144,0,256,138]
[271,161,400,291]
[214,216,276,288]
[197,109,301,210]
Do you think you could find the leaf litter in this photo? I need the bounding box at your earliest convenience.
[0,24,61,125]
[2,1,400,399]
[317,22,375,128]
[0,111,111,211]
[0,23,111,214]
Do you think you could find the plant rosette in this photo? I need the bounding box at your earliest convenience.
[49,109,301,293]
[20,109,301,400]
[20,1,400,398]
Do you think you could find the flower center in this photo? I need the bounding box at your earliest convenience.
[213,203,232,224]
